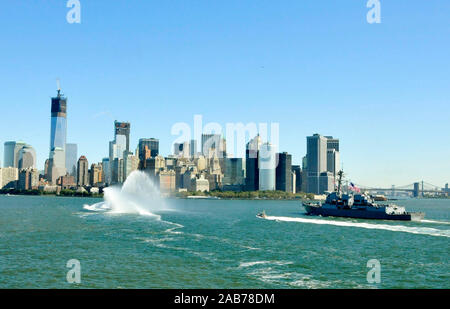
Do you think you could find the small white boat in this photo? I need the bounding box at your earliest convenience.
[256,210,267,219]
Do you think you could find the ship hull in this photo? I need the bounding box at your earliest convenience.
[303,204,424,221]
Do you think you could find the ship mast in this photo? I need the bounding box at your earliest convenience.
[337,170,344,194]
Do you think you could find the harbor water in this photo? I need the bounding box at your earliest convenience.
[0,194,448,288]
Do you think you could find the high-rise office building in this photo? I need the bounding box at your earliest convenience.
[138,138,159,162]
[259,143,276,191]
[223,158,244,186]
[319,171,335,193]
[18,168,39,190]
[291,171,297,194]
[327,148,340,178]
[109,121,131,182]
[306,134,340,194]
[18,145,36,169]
[3,141,27,168]
[50,89,67,152]
[245,135,261,191]
[48,88,67,183]
[306,134,328,194]
[190,139,197,158]
[123,153,139,181]
[102,158,111,185]
[0,167,19,189]
[276,152,292,192]
[301,156,308,192]
[201,134,224,158]
[174,142,190,158]
[111,158,124,184]
[325,136,339,152]
[89,163,102,187]
[77,156,89,187]
[144,155,165,180]
[3,141,16,167]
[48,148,66,184]
[291,165,302,194]
[65,143,78,177]
[114,121,130,153]
[159,170,176,193]
[325,136,340,182]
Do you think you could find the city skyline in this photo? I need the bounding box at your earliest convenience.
[0,1,449,187]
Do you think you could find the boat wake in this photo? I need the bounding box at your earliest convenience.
[83,171,169,219]
[420,219,450,225]
[263,216,450,238]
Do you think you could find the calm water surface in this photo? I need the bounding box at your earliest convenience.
[0,195,448,288]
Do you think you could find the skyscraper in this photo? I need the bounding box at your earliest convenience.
[77,156,89,187]
[319,171,335,193]
[114,121,131,153]
[190,139,197,158]
[223,158,244,186]
[245,135,261,191]
[102,158,111,185]
[109,121,131,183]
[3,141,29,168]
[123,152,139,181]
[291,165,302,193]
[0,167,19,189]
[276,152,292,192]
[48,88,67,183]
[18,168,39,190]
[174,142,190,158]
[325,136,339,152]
[48,148,66,184]
[259,143,276,191]
[89,163,103,187]
[306,134,328,194]
[306,134,340,194]
[201,134,223,158]
[138,138,159,162]
[18,145,36,169]
[327,149,340,178]
[3,141,18,167]
[50,89,67,152]
[65,143,78,177]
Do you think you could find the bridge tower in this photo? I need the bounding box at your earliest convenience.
[413,182,420,198]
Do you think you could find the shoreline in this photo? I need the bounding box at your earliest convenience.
[1,191,448,201]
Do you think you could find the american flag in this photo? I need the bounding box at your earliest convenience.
[349,182,361,193]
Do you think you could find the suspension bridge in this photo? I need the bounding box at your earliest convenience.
[354,181,448,197]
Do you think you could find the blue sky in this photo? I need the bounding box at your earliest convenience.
[0,0,449,187]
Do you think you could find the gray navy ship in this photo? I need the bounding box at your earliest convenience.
[302,171,425,221]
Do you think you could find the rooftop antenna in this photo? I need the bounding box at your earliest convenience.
[56,78,61,97]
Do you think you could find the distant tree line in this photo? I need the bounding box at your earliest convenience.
[0,188,103,198]
[175,190,315,200]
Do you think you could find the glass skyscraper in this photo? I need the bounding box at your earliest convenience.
[50,89,67,153]
[114,121,130,153]
[258,143,276,191]
[48,89,67,183]
[3,141,26,168]
[65,143,78,176]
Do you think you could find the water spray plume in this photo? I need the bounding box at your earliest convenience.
[84,171,168,218]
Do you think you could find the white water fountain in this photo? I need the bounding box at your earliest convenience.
[84,171,168,218]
